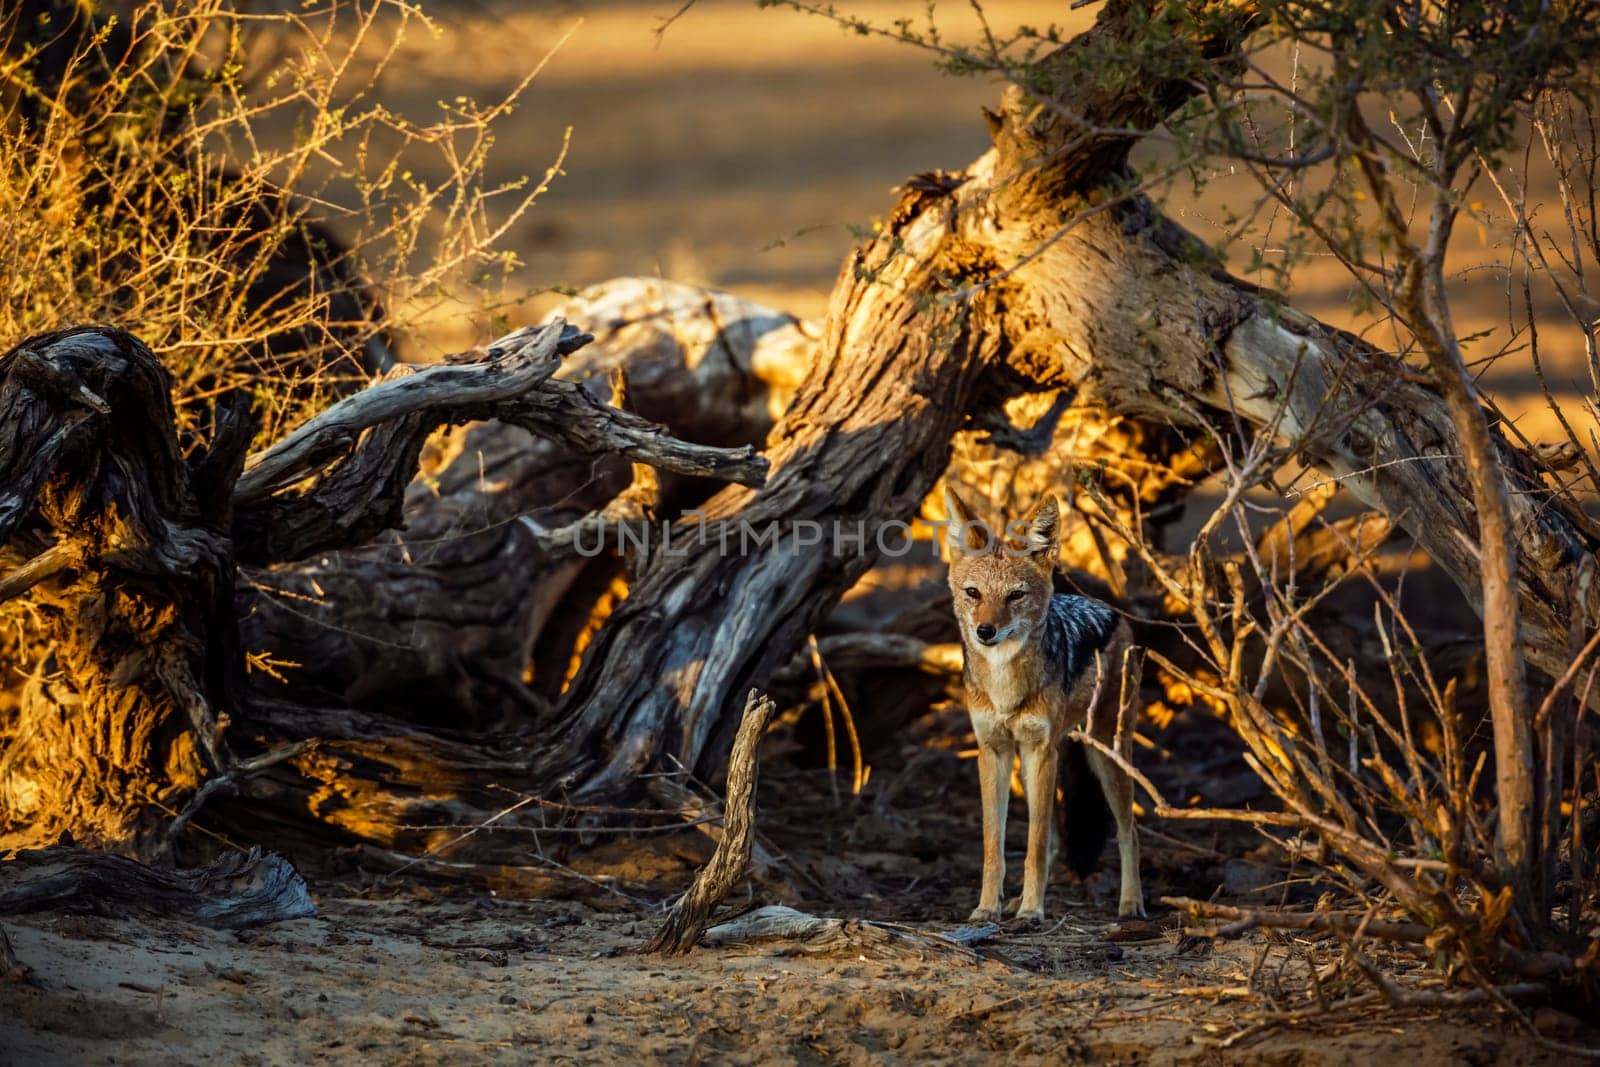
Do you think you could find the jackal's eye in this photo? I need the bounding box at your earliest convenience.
[963,586,981,600]
[1006,589,1026,602]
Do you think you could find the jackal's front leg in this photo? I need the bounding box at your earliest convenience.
[969,739,1012,923]
[1015,740,1058,923]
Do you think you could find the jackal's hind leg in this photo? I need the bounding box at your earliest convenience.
[1086,746,1144,918]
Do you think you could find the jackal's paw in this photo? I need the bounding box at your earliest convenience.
[1010,905,1045,927]
[1118,899,1148,920]
[967,905,1004,924]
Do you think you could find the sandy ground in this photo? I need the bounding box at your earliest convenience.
[4,708,1597,1064]
[1,886,1585,1066]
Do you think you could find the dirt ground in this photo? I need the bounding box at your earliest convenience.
[0,890,1576,1067]
[4,703,1596,1064]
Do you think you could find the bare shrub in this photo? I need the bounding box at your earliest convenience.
[769,0,1600,1018]
[0,0,560,445]
[0,0,560,738]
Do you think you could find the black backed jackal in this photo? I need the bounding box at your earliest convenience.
[943,488,1144,922]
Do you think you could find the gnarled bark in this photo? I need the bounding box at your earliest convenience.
[0,320,763,857]
[237,279,815,732]
[0,846,314,928]
[0,328,246,853]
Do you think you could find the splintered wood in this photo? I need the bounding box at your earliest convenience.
[646,689,777,954]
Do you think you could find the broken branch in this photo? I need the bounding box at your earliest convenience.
[646,688,777,954]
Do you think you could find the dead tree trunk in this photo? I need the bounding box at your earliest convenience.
[546,248,1010,794]
[0,328,248,853]
[0,321,765,858]
[545,0,1599,796]
[236,279,816,728]
[533,4,1246,791]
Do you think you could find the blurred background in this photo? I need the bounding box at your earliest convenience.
[374,1,1064,343]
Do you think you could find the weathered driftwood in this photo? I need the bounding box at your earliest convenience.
[701,904,1004,965]
[0,284,1250,862]
[546,264,1010,796]
[235,279,814,730]
[0,847,314,927]
[646,689,776,954]
[0,319,767,856]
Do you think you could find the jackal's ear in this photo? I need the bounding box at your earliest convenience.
[1021,494,1060,561]
[942,485,990,557]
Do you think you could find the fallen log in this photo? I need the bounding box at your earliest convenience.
[0,847,314,928]
[232,320,764,565]
[0,320,764,857]
[237,279,813,729]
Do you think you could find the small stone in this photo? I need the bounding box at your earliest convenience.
[1533,1006,1581,1037]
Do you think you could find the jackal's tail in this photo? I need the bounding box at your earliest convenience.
[1059,740,1111,877]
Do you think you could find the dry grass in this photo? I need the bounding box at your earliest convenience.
[0,0,552,447]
